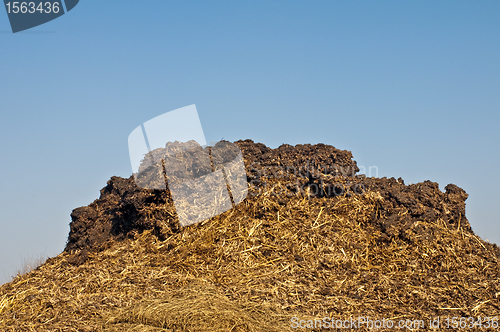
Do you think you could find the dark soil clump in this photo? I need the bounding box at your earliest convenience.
[65,139,488,256]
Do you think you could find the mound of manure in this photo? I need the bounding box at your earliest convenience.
[0,139,498,331]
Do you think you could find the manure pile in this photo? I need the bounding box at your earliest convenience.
[1,139,499,331]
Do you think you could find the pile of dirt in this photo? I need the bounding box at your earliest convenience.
[66,139,475,256]
[0,139,499,331]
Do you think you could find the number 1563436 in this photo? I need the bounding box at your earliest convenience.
[5,2,60,14]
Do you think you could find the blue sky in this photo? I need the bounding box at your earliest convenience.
[1,1,499,283]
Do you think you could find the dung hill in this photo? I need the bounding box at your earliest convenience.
[0,139,499,331]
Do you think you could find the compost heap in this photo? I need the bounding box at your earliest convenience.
[0,139,499,332]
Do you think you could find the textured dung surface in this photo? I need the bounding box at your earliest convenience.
[1,139,498,332]
[65,139,475,256]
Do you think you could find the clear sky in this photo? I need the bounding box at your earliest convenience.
[1,1,499,284]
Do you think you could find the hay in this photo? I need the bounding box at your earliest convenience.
[105,281,296,332]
